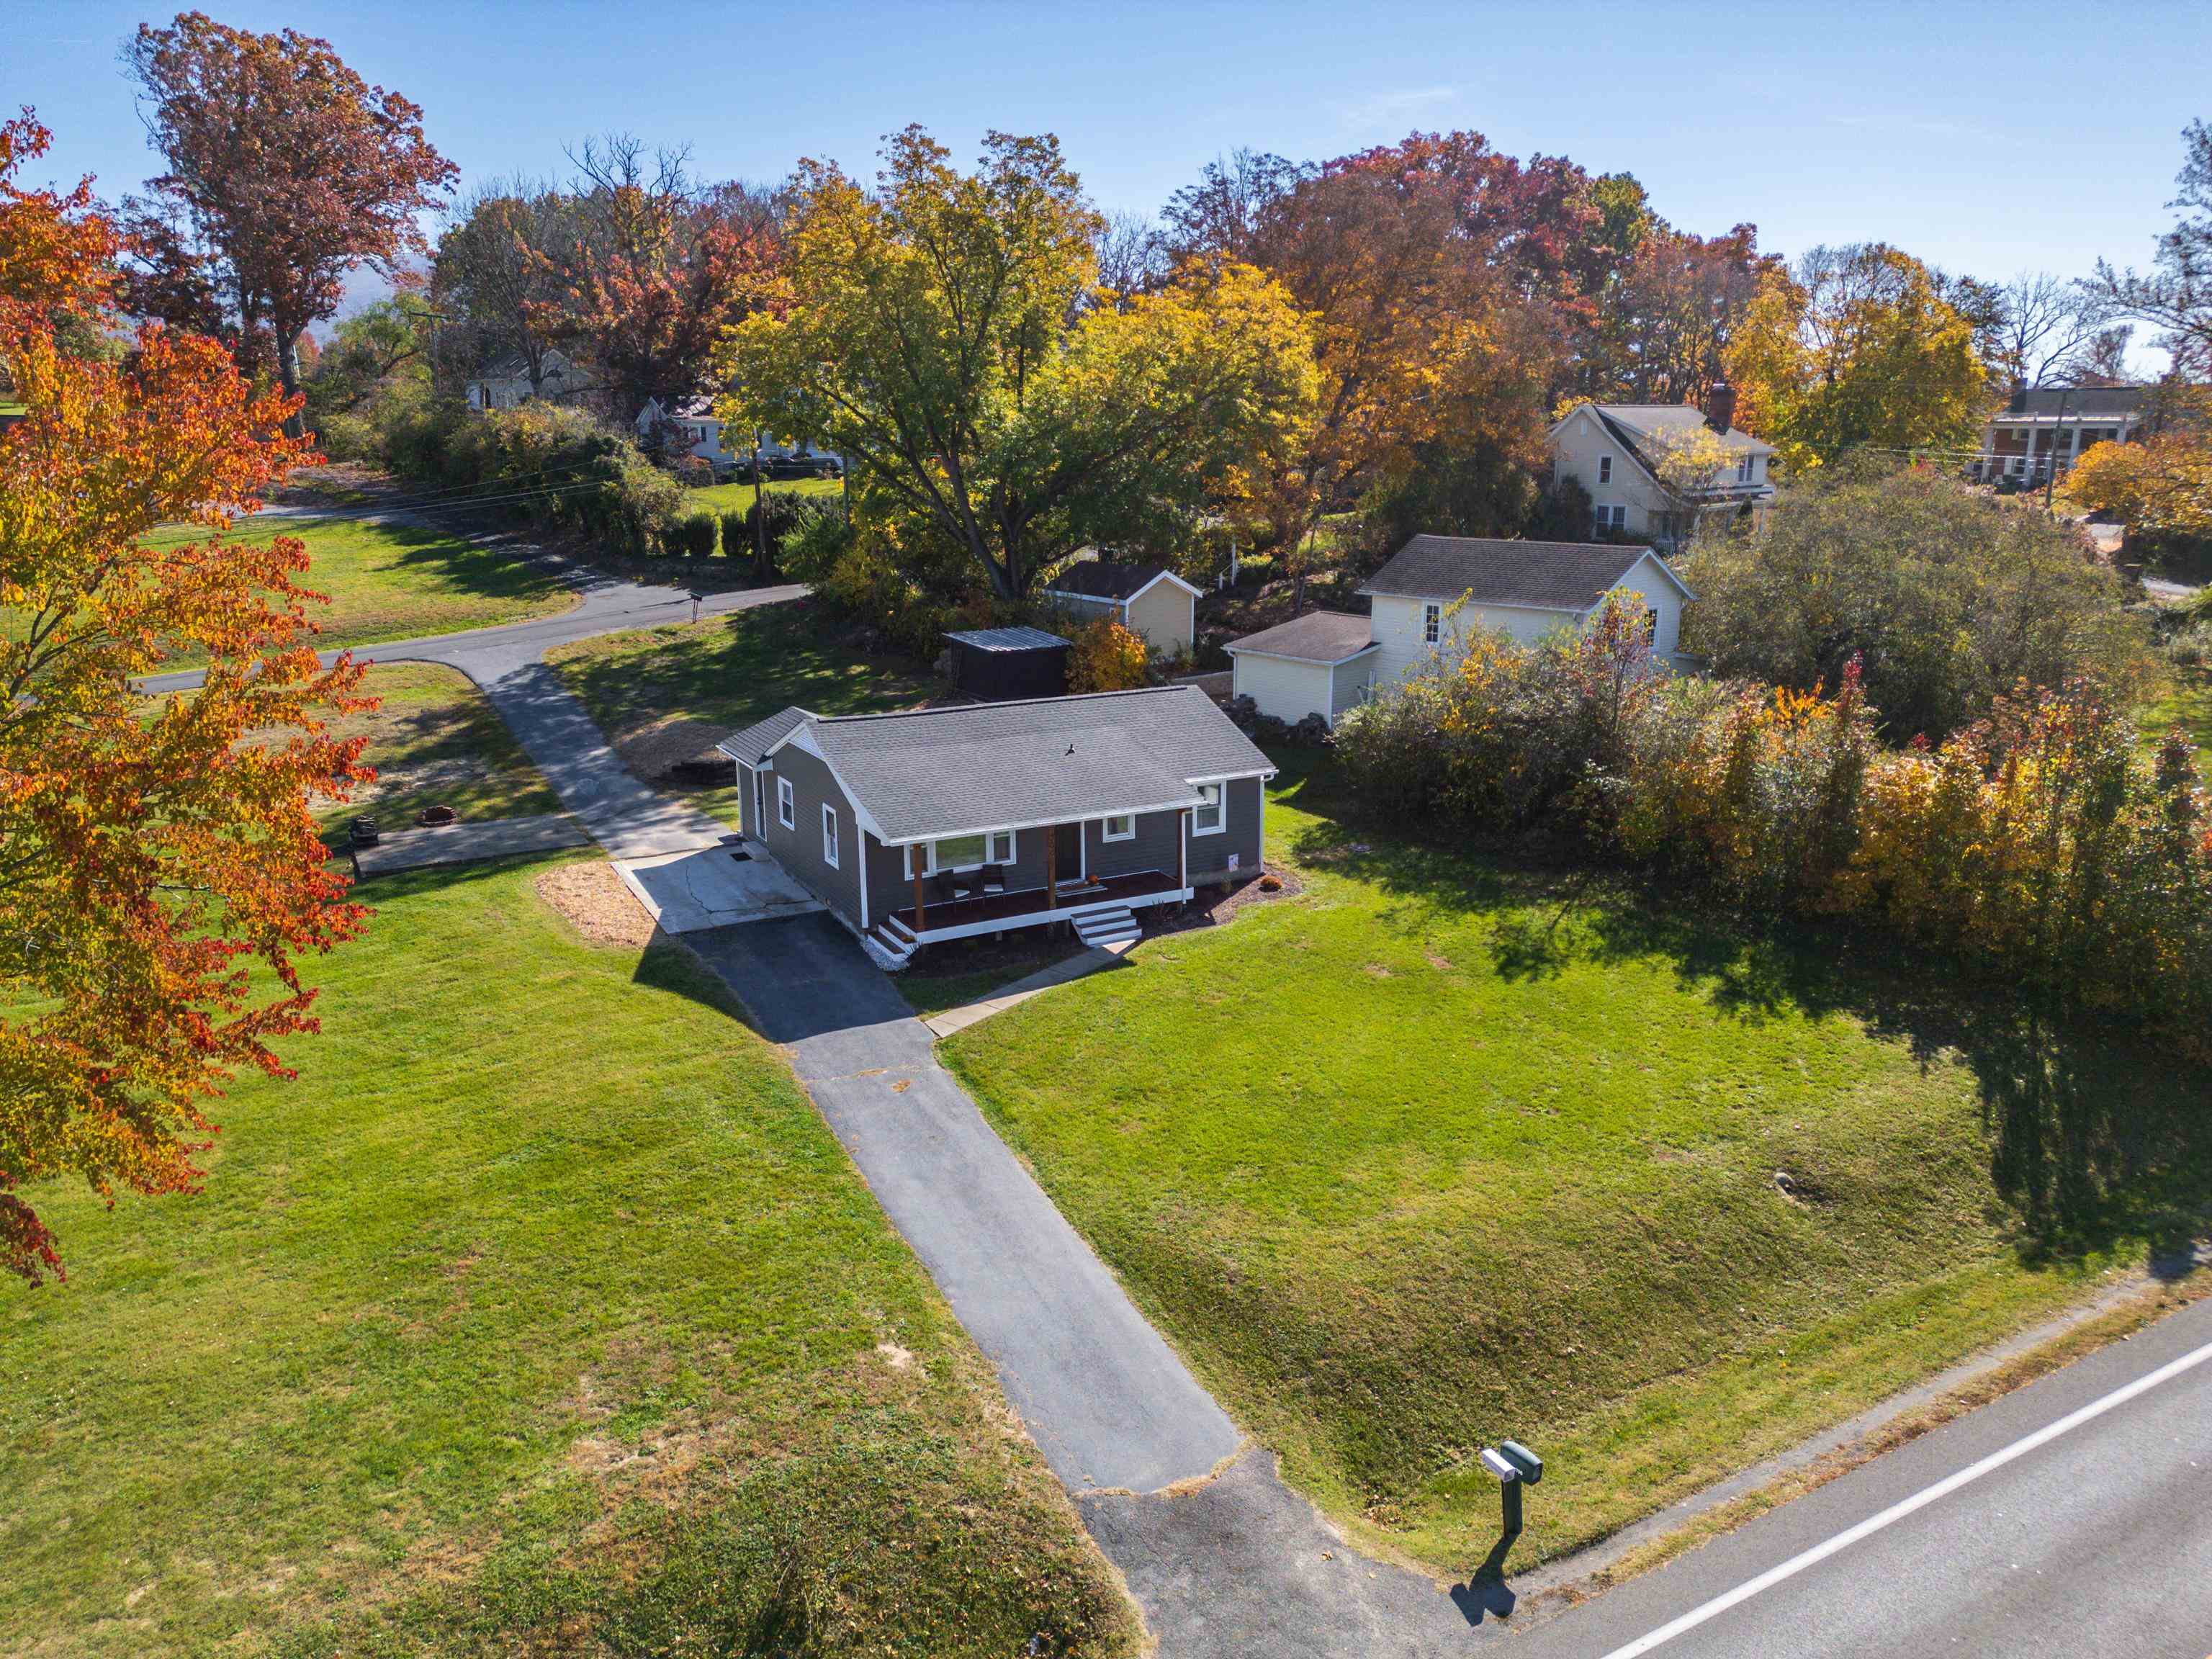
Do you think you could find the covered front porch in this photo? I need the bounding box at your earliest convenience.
[881,866,1187,950]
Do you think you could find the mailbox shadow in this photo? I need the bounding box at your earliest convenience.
[1448,1532,1520,1626]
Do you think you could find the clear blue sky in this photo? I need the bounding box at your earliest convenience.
[6,0,2206,362]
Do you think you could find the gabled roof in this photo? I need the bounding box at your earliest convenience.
[1359,535,1692,612]
[720,706,812,767]
[1226,610,1377,665]
[719,686,1274,843]
[1043,561,1204,603]
[944,626,1070,652]
[1583,402,1773,457]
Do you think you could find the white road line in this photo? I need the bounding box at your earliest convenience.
[1596,1332,2212,1659]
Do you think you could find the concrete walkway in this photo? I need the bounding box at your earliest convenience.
[350,812,588,876]
[920,942,1130,1038]
[685,912,1488,1657]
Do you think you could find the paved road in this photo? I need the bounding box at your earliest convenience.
[685,913,1488,1658]
[1512,1290,2212,1659]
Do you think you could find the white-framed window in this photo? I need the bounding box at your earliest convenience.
[1423,603,1442,645]
[1735,454,1754,482]
[1642,606,1659,644]
[1191,783,1225,836]
[776,775,794,830]
[1593,504,1628,531]
[1597,454,1613,484]
[1102,813,1136,842]
[821,803,840,869]
[902,830,1015,878]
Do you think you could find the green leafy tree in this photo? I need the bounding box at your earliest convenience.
[720,128,1317,601]
[1681,459,2154,739]
[1727,243,1988,468]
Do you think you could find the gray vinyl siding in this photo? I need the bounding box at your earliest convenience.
[1086,808,1182,881]
[758,744,864,927]
[1186,775,1262,883]
[736,762,759,837]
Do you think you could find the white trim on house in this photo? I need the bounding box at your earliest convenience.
[1041,568,1206,608]
[902,829,1017,878]
[821,802,840,869]
[1190,781,1226,836]
[1224,639,1382,668]
[777,775,795,830]
[770,724,891,841]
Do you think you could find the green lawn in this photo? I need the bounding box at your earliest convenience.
[2141,667,2212,768]
[315,664,563,842]
[897,935,1092,1020]
[1,858,1135,1658]
[943,756,2212,1575]
[548,598,935,826]
[682,477,843,517]
[145,515,574,649]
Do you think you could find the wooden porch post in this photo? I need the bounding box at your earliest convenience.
[913,870,927,929]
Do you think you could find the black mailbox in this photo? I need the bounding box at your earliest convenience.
[1499,1441,1543,1485]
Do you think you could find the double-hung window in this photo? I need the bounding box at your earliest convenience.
[1735,454,1754,482]
[1423,603,1442,645]
[776,775,795,830]
[1191,783,1225,836]
[902,830,1015,878]
[1592,504,1627,531]
[821,804,840,868]
[1102,813,1136,843]
[1597,454,1613,484]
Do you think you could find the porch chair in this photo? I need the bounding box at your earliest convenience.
[979,863,1007,896]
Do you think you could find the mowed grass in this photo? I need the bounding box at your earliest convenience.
[144,515,572,649]
[313,663,562,841]
[683,477,842,516]
[548,598,934,824]
[0,858,1136,1658]
[2141,667,2212,768]
[943,757,2212,1573]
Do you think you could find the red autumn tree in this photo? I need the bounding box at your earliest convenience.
[124,12,455,426]
[534,135,784,418]
[1,113,373,1282]
[0,110,118,351]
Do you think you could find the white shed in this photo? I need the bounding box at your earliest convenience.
[1042,561,1203,660]
[1225,610,1380,729]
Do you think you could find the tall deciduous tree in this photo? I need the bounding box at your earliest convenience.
[125,12,455,426]
[1,115,371,1282]
[2095,120,2212,379]
[533,135,781,418]
[1727,243,1989,468]
[719,128,1317,601]
[0,111,118,357]
[430,181,570,397]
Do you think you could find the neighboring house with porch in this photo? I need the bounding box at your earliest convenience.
[1548,385,1775,549]
[464,347,594,411]
[1040,560,1202,658]
[716,687,1274,968]
[1970,385,2147,485]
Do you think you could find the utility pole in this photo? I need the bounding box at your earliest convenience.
[2044,385,2073,511]
[751,430,770,580]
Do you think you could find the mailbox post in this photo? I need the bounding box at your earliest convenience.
[1479,1440,1543,1539]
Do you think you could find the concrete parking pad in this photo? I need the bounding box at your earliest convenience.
[614,842,819,933]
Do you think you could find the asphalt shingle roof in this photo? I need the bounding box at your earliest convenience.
[1993,386,2146,419]
[1226,610,1377,663]
[721,686,1273,842]
[1593,403,1772,457]
[719,706,812,766]
[1359,536,1673,612]
[1045,562,1172,601]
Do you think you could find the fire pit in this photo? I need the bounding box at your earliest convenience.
[415,804,460,828]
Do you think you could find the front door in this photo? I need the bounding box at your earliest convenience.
[1055,822,1084,886]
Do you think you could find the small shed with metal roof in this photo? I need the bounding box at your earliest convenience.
[943,626,1071,701]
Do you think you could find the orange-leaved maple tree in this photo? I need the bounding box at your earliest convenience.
[1,111,373,1282]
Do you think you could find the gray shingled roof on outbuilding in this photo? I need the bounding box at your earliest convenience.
[718,706,813,765]
[1359,535,1686,612]
[724,686,1274,843]
[1225,610,1378,664]
[1044,562,1172,601]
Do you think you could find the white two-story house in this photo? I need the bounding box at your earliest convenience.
[1549,384,1775,551]
[1227,534,1694,729]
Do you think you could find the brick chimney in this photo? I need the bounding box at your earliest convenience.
[1705,380,1737,434]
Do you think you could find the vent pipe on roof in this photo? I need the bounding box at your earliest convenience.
[1705,381,1737,434]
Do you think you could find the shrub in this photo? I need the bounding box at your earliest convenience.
[678,512,718,559]
[1067,617,1148,692]
[720,510,752,566]
[1335,603,2212,1053]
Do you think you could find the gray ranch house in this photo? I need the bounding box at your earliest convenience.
[717,687,1274,968]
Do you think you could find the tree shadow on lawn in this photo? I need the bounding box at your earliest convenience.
[1281,768,2212,1273]
[378,522,571,605]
